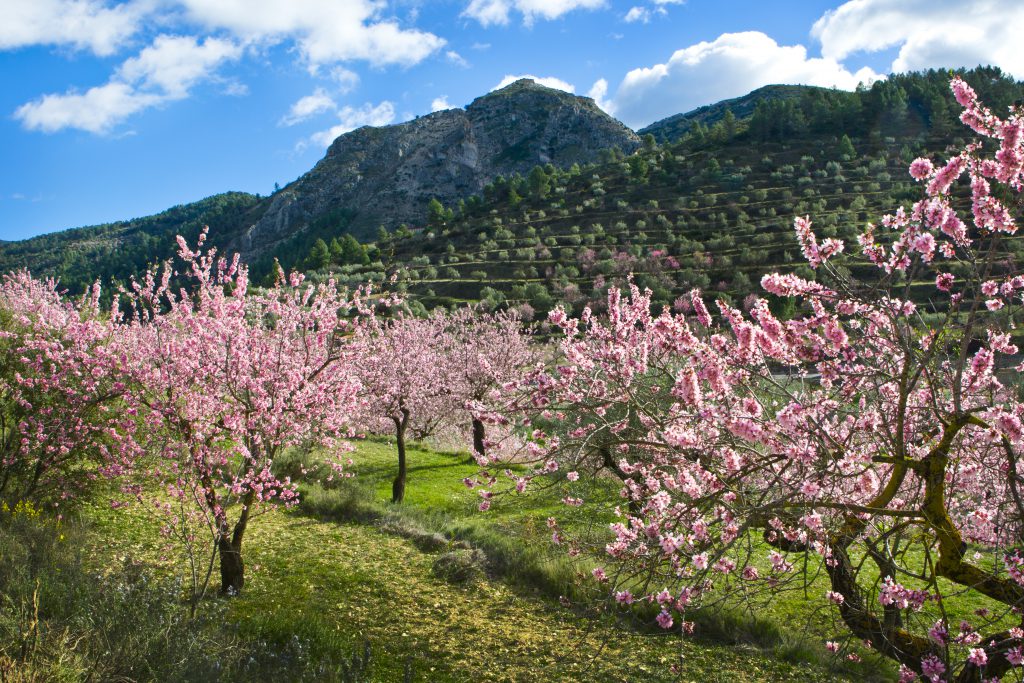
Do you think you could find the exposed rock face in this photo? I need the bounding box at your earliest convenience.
[233,79,640,255]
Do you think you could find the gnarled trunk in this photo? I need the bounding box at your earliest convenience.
[218,492,254,595]
[600,443,640,516]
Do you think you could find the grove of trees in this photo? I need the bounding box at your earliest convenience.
[2,76,1024,681]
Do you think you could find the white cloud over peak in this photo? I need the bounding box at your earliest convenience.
[586,78,612,112]
[177,0,445,69]
[431,96,452,112]
[1,0,144,55]
[462,0,605,27]
[309,101,396,148]
[812,0,1024,79]
[280,88,336,126]
[15,35,241,133]
[608,31,879,128]
[494,74,575,93]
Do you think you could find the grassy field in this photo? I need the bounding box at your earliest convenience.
[7,437,958,681]
[9,435,1014,681]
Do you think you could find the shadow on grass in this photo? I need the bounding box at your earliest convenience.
[292,481,892,683]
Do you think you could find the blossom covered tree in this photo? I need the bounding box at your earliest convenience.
[118,232,369,595]
[354,312,455,503]
[480,78,1024,681]
[0,272,139,507]
[441,306,535,461]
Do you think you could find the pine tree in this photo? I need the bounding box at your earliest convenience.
[306,238,331,270]
[838,134,856,160]
[528,166,550,200]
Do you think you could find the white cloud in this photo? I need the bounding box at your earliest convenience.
[494,74,575,93]
[178,0,445,69]
[462,0,605,27]
[431,96,452,112]
[586,78,612,113]
[624,7,651,23]
[1,0,144,55]
[812,0,1024,79]
[309,101,396,148]
[14,82,160,134]
[328,67,360,94]
[608,31,879,128]
[117,34,241,98]
[446,50,469,68]
[280,87,336,126]
[15,35,241,133]
[222,81,248,96]
[462,0,512,26]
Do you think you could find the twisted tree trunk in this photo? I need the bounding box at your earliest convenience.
[218,491,254,595]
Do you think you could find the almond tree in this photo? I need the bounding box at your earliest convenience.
[354,313,454,503]
[0,272,138,507]
[483,79,1024,682]
[119,232,367,595]
[441,306,535,461]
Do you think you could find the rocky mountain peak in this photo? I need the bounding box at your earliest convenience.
[233,80,639,257]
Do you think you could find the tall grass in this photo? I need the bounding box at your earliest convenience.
[0,503,380,682]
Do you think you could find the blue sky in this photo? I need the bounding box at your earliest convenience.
[1,0,1021,240]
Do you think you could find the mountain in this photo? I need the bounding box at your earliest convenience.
[640,84,826,143]
[0,192,263,294]
[0,79,638,290]
[235,79,640,257]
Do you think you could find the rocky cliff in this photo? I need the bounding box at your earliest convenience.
[232,79,640,256]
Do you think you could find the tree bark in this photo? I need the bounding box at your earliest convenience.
[470,417,486,464]
[218,535,245,595]
[218,492,254,595]
[392,408,410,503]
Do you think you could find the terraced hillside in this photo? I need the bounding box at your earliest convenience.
[292,68,1024,319]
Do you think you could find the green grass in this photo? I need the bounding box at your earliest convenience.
[279,439,897,681]
[286,437,1024,682]
[30,435,1014,681]
[75,484,847,682]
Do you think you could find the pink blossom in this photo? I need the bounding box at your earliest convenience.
[968,648,988,667]
[921,654,946,681]
[910,157,934,180]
